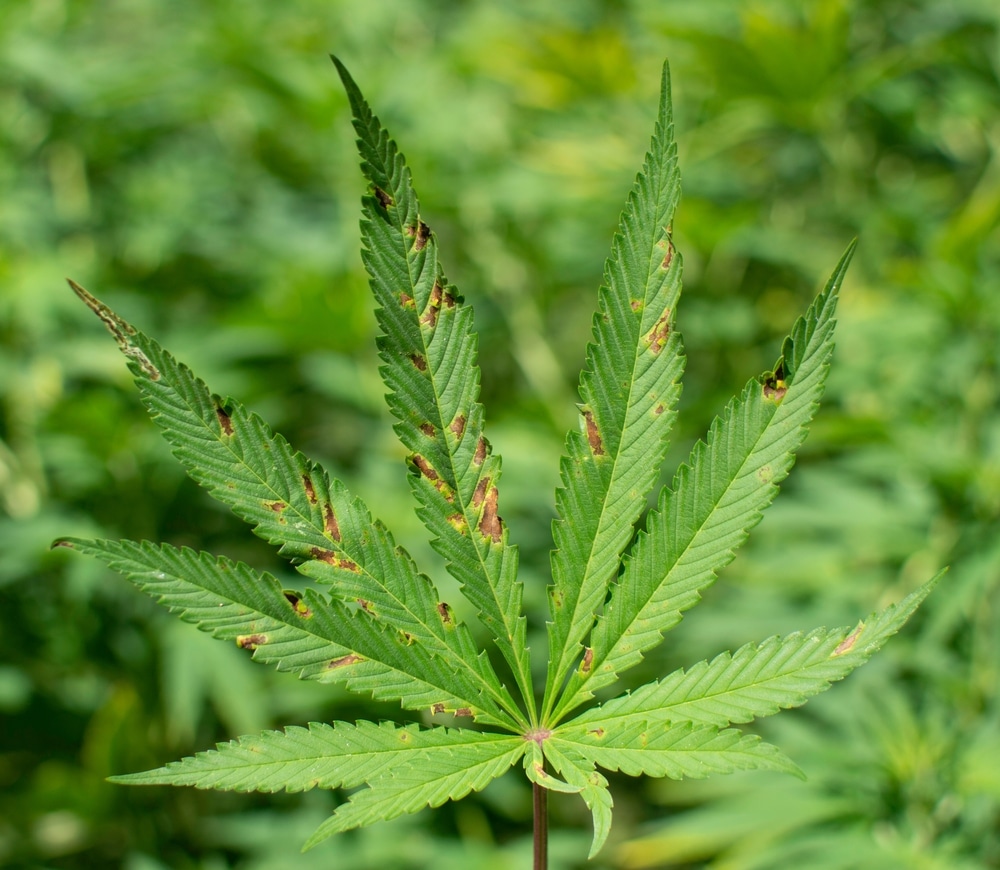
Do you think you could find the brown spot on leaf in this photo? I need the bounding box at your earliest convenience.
[587,727,605,738]
[310,546,361,573]
[323,503,342,541]
[399,630,415,645]
[303,475,318,504]
[215,404,234,436]
[420,305,439,329]
[661,240,674,270]
[763,361,788,402]
[419,422,436,438]
[412,454,440,483]
[454,708,472,718]
[283,591,313,619]
[327,653,363,669]
[374,186,393,209]
[478,485,502,543]
[310,547,337,565]
[400,291,415,310]
[265,500,286,513]
[236,634,268,650]
[580,647,594,674]
[411,455,454,501]
[437,602,453,625]
[472,477,490,508]
[644,311,671,354]
[473,437,487,466]
[420,282,443,328]
[432,703,446,715]
[357,598,375,615]
[447,513,468,533]
[442,291,457,308]
[582,408,605,456]
[630,299,643,313]
[406,220,431,251]
[449,414,466,440]
[415,221,431,250]
[833,624,864,656]
[654,403,666,416]
[68,279,161,380]
[409,352,427,372]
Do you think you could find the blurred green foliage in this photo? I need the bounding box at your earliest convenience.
[1,0,998,867]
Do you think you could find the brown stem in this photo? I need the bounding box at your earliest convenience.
[533,778,548,870]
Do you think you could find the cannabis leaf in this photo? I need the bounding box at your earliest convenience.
[56,57,939,865]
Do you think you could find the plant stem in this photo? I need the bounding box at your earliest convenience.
[533,779,548,870]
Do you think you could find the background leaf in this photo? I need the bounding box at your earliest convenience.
[7,1,997,866]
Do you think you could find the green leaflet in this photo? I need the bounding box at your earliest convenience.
[333,58,534,718]
[59,58,940,861]
[542,741,614,858]
[302,732,525,849]
[107,721,515,792]
[567,572,943,732]
[544,62,685,719]
[551,721,803,781]
[58,538,508,724]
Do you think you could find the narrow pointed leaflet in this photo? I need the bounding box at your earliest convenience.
[544,62,685,720]
[333,58,533,720]
[567,571,942,732]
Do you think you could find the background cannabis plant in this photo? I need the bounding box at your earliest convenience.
[51,59,938,867]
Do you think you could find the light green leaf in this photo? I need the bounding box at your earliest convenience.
[542,740,614,858]
[544,61,685,718]
[109,720,517,793]
[333,57,533,717]
[523,740,582,794]
[570,571,943,731]
[554,243,856,720]
[303,730,525,849]
[57,537,510,726]
[552,720,802,781]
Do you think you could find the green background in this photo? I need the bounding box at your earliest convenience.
[2,0,998,867]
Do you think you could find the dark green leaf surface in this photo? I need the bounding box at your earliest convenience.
[544,62,685,719]
[59,538,511,724]
[334,58,533,717]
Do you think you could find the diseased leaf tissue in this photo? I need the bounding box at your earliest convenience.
[55,57,939,858]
